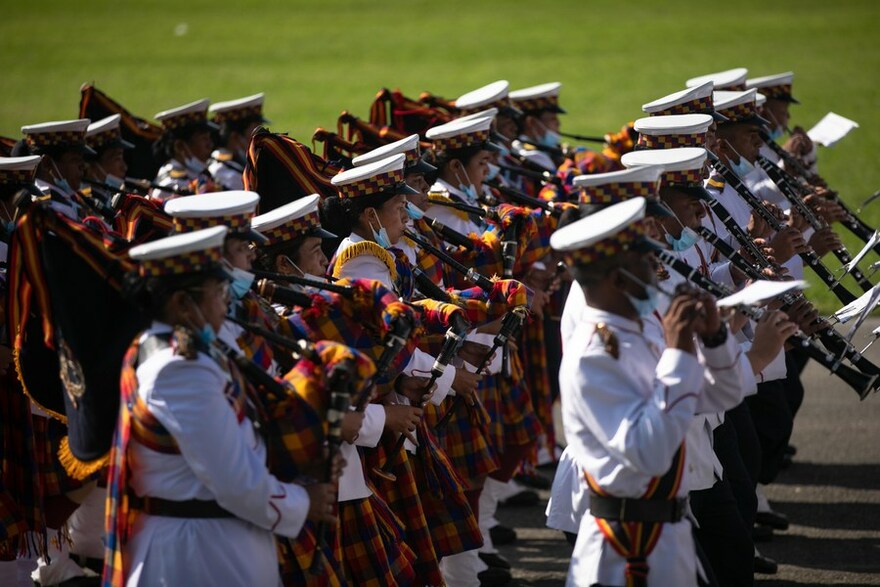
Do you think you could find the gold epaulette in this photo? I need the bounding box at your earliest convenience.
[212,149,233,162]
[169,169,188,179]
[706,176,725,190]
[331,241,398,283]
[592,322,619,359]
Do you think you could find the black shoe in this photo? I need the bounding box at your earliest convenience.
[785,444,797,456]
[752,523,774,543]
[515,472,551,490]
[58,577,102,587]
[499,489,539,507]
[754,554,778,574]
[478,566,512,586]
[479,551,511,569]
[780,453,793,469]
[756,510,789,531]
[489,524,518,546]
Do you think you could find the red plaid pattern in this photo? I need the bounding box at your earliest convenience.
[431,128,491,153]
[211,105,263,124]
[338,167,404,199]
[564,219,649,266]
[138,245,223,277]
[717,101,758,123]
[637,132,705,149]
[0,169,36,185]
[172,212,252,233]
[87,129,123,151]
[580,181,659,205]
[652,95,713,117]
[24,130,86,150]
[277,523,344,586]
[260,209,321,245]
[513,95,560,113]
[662,167,703,187]
[758,84,793,101]
[159,110,208,131]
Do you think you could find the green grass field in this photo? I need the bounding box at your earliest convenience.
[1,0,878,312]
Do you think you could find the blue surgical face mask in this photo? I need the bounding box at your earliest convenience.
[731,156,756,178]
[55,178,73,195]
[182,145,207,175]
[620,268,662,318]
[486,163,501,182]
[665,226,700,252]
[540,128,561,149]
[228,266,255,300]
[405,201,425,220]
[768,126,784,141]
[496,142,511,158]
[198,324,216,346]
[454,166,479,202]
[369,215,392,249]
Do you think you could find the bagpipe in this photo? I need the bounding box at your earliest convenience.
[707,152,858,305]
[369,88,454,138]
[653,246,878,399]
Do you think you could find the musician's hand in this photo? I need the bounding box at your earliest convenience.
[691,292,722,340]
[805,192,848,224]
[748,310,798,375]
[768,226,807,263]
[458,341,493,371]
[452,368,482,406]
[662,293,700,355]
[789,208,812,233]
[341,411,364,444]
[808,227,843,258]
[395,376,435,405]
[747,211,772,239]
[784,298,820,335]
[383,404,422,445]
[783,127,814,158]
[528,288,549,319]
[305,482,338,524]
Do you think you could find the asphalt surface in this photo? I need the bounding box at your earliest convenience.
[495,319,880,586]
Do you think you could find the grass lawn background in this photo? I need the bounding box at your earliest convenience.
[1,0,878,313]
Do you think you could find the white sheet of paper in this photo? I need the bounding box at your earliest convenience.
[843,230,880,274]
[717,280,808,308]
[845,285,880,341]
[807,112,859,147]
[835,283,880,323]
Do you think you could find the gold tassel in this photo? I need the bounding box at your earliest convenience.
[58,435,109,480]
[331,241,398,283]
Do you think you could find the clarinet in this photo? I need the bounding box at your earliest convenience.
[755,156,873,292]
[435,307,528,430]
[708,154,857,305]
[655,249,878,399]
[698,226,880,377]
[373,313,469,481]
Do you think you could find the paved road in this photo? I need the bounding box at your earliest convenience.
[496,320,880,586]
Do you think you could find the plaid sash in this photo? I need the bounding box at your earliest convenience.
[584,445,687,587]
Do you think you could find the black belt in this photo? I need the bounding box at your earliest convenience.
[130,495,234,519]
[589,492,687,523]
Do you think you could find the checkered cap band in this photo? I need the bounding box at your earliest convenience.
[24,130,87,150]
[637,132,706,149]
[514,95,559,113]
[338,167,404,199]
[212,105,263,124]
[161,110,208,131]
[725,82,747,91]
[579,181,658,205]
[0,169,37,185]
[717,101,757,123]
[261,210,321,244]
[760,84,793,100]
[662,168,703,187]
[459,97,513,116]
[403,145,422,168]
[564,219,649,266]
[432,129,491,153]
[139,246,223,277]
[652,95,714,117]
[173,212,252,233]
[87,129,123,151]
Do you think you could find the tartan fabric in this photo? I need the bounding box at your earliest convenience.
[717,100,759,123]
[260,209,321,245]
[409,424,482,557]
[138,245,223,277]
[277,522,346,587]
[388,247,415,301]
[0,168,36,185]
[758,84,794,101]
[516,319,549,447]
[32,415,85,497]
[24,130,87,151]
[113,195,174,244]
[651,95,714,117]
[562,218,650,266]
[423,396,499,482]
[637,132,706,149]
[129,392,179,454]
[662,168,703,188]
[362,430,443,582]
[337,167,404,200]
[369,88,453,138]
[158,109,208,131]
[0,486,27,560]
[337,111,425,155]
[584,445,687,587]
[212,105,263,124]
[87,128,124,151]
[430,128,491,153]
[409,221,447,286]
[338,495,417,586]
[234,293,277,371]
[172,212,253,234]
[580,180,659,206]
[512,95,560,114]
